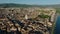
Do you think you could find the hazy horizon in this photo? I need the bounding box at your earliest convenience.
[0,0,60,5]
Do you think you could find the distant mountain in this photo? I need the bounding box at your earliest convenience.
[0,3,44,8]
[0,3,35,8]
[0,3,60,8]
[42,4,60,8]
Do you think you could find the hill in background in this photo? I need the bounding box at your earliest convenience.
[0,3,60,8]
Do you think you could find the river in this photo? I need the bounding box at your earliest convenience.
[54,14,60,34]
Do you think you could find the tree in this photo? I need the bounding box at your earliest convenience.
[38,14,49,18]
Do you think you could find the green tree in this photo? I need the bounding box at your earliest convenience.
[38,14,49,18]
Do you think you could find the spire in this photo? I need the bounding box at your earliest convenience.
[25,14,28,19]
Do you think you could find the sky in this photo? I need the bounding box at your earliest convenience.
[0,0,60,5]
